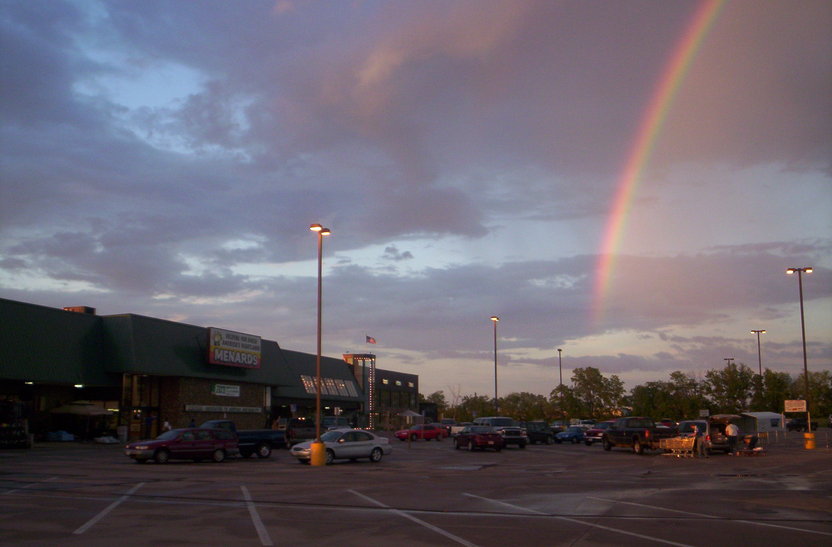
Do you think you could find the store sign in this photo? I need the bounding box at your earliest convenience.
[784,399,806,412]
[212,384,240,397]
[184,405,262,414]
[208,327,262,368]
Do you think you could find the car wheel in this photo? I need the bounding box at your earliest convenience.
[571,437,578,444]
[154,449,170,464]
[410,434,417,441]
[496,446,502,452]
[255,443,272,459]
[585,440,592,446]
[545,436,552,445]
[212,449,226,463]
[370,447,383,463]
[325,449,335,465]
[455,440,462,450]
[555,439,562,444]
[519,442,526,449]
[602,438,612,451]
[633,439,644,455]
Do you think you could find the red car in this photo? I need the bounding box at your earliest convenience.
[394,424,444,441]
[454,426,504,451]
[584,420,616,446]
[125,427,239,463]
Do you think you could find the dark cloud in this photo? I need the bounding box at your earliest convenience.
[1,0,829,394]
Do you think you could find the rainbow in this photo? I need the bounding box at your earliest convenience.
[593,0,724,323]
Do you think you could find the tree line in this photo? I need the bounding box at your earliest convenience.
[423,362,832,423]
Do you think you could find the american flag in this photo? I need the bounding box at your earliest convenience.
[366,335,377,344]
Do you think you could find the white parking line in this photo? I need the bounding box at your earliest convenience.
[463,493,693,547]
[1,475,58,495]
[241,485,273,546]
[588,496,832,536]
[73,482,145,535]
[350,489,479,547]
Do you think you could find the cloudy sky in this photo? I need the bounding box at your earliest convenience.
[1,0,830,401]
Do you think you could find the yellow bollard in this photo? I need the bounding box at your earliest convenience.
[310,440,327,466]
[803,432,815,450]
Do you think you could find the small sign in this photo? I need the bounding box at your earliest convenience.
[698,409,710,417]
[212,384,240,397]
[784,399,807,413]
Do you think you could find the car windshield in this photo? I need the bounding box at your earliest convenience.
[320,430,347,442]
[566,427,582,433]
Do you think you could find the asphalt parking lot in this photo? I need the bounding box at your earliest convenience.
[1,430,831,547]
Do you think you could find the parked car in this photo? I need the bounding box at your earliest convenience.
[454,426,504,452]
[394,423,444,441]
[473,417,528,448]
[125,427,239,464]
[200,420,286,458]
[439,418,457,435]
[522,421,555,444]
[555,426,586,444]
[450,422,473,437]
[430,423,451,438]
[601,417,677,454]
[290,428,391,464]
[584,420,615,446]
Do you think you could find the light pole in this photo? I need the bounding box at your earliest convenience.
[490,316,499,413]
[724,357,735,367]
[750,330,766,376]
[787,266,813,433]
[557,348,563,424]
[309,223,331,466]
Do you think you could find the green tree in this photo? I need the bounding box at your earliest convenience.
[570,367,624,418]
[703,362,755,413]
[452,393,493,422]
[752,369,792,412]
[423,390,448,415]
[500,392,550,421]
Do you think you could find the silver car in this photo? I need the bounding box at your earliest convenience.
[290,428,391,465]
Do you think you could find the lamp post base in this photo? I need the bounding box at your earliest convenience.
[310,441,326,466]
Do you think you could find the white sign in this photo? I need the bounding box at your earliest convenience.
[698,409,710,417]
[212,384,240,397]
[184,405,262,414]
[784,399,807,412]
[208,327,262,368]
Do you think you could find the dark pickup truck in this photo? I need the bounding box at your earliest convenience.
[601,417,676,455]
[201,420,286,458]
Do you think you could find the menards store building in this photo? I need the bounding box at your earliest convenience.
[0,298,418,442]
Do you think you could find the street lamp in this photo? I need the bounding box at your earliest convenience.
[309,223,331,466]
[557,348,563,423]
[724,357,735,366]
[750,330,766,376]
[490,316,499,413]
[787,266,813,433]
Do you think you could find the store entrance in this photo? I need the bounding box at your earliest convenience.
[122,374,161,441]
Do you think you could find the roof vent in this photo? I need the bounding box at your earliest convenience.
[63,306,96,315]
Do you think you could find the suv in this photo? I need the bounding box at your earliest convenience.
[522,421,554,444]
[473,417,528,448]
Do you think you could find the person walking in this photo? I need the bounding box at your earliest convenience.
[725,422,739,455]
[692,424,708,458]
